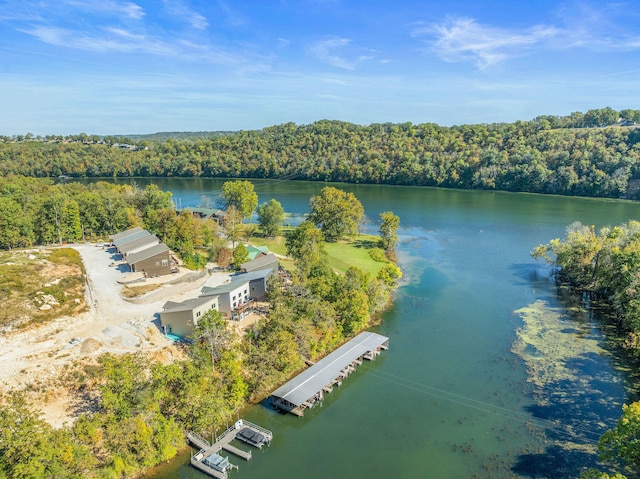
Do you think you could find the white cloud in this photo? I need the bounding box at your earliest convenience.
[61,0,145,20]
[309,37,375,70]
[21,26,177,55]
[413,17,560,69]
[417,9,640,69]
[162,0,208,30]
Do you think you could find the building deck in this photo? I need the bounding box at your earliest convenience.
[270,331,389,416]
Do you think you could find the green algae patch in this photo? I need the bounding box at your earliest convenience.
[512,300,606,389]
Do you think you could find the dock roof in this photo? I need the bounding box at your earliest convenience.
[271,331,389,407]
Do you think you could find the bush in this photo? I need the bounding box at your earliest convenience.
[182,252,207,270]
[369,247,387,263]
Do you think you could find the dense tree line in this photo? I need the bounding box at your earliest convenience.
[0,177,222,262]
[2,108,640,199]
[534,221,640,347]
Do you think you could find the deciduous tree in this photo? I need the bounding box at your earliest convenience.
[192,310,232,372]
[308,186,364,242]
[257,198,285,237]
[222,180,258,221]
[379,211,400,252]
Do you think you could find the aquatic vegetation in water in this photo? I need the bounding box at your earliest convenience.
[512,300,605,389]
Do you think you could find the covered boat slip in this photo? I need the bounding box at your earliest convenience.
[188,420,273,479]
[270,331,389,416]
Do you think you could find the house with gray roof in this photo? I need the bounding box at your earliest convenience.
[113,230,151,251]
[200,268,273,319]
[183,207,227,226]
[160,295,219,337]
[241,253,279,273]
[109,226,143,242]
[126,243,172,276]
[118,234,160,258]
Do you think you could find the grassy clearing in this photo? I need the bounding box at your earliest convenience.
[250,231,385,276]
[324,235,384,275]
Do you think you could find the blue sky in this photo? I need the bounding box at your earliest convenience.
[1,0,640,135]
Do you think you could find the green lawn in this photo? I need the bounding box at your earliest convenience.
[250,231,385,276]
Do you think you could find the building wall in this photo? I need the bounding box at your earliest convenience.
[161,297,219,337]
[160,310,193,337]
[131,252,172,276]
[249,278,268,301]
[218,282,249,314]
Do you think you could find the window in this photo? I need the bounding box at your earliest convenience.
[161,259,168,266]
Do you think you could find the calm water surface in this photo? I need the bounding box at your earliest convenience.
[114,178,640,479]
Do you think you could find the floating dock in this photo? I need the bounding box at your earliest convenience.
[188,420,273,479]
[270,331,389,416]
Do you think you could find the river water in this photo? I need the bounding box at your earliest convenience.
[123,178,640,478]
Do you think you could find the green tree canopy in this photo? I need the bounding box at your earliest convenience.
[379,211,400,252]
[232,243,249,270]
[0,197,23,249]
[192,310,232,371]
[308,186,364,242]
[222,180,258,221]
[595,401,640,478]
[257,198,285,237]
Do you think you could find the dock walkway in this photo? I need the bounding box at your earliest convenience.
[188,420,272,479]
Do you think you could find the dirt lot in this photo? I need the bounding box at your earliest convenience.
[0,243,236,428]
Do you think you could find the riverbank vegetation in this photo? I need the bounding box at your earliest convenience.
[2,108,640,199]
[534,222,640,478]
[0,178,402,478]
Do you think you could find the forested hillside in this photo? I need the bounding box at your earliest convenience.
[2,108,640,199]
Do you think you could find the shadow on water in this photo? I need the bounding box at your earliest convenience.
[513,445,595,478]
[509,262,552,286]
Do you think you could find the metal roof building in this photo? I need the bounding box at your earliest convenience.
[118,234,160,256]
[109,226,143,242]
[113,230,151,250]
[270,331,389,416]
